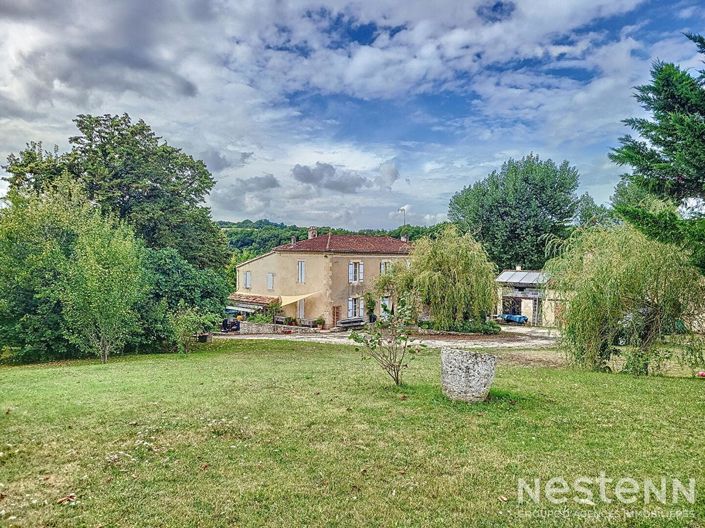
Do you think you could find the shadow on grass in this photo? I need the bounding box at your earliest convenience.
[381,381,542,415]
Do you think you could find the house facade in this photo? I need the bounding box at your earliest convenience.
[231,228,411,328]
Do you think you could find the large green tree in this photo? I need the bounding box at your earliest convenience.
[610,33,705,272]
[376,225,497,331]
[130,248,230,353]
[0,178,145,362]
[448,154,580,270]
[4,114,229,269]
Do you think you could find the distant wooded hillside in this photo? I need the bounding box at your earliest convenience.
[218,219,446,256]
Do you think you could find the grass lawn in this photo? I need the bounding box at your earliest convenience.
[1,339,703,527]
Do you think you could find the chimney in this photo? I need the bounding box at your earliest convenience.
[290,235,297,245]
[308,226,318,239]
[400,234,409,242]
[515,265,522,271]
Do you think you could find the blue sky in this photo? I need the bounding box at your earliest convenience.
[1,0,704,228]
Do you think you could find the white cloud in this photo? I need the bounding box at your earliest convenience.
[0,0,701,227]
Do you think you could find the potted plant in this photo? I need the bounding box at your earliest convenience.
[285,316,296,326]
[314,316,325,330]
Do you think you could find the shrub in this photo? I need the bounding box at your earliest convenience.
[247,312,273,324]
[167,303,219,354]
[350,298,424,386]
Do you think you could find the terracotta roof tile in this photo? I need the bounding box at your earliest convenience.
[274,234,411,254]
[228,292,279,306]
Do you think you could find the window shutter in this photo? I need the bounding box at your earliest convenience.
[359,262,364,282]
[380,261,384,274]
[348,262,354,283]
[348,298,353,318]
[359,298,365,318]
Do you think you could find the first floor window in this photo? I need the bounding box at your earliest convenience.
[348,261,364,283]
[266,272,274,290]
[380,261,391,274]
[297,260,305,283]
[244,271,252,289]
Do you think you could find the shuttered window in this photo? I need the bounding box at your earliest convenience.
[244,271,252,289]
[348,261,364,283]
[347,297,363,318]
[266,272,274,290]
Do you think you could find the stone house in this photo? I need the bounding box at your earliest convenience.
[231,228,411,328]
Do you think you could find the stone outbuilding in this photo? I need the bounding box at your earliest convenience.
[495,268,559,327]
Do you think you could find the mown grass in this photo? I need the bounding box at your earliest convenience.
[0,339,703,527]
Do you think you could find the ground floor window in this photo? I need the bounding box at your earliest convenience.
[380,296,391,318]
[347,296,364,318]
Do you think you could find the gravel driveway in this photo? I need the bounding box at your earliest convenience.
[215,324,558,350]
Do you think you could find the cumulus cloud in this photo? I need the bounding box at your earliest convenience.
[236,174,281,192]
[291,162,374,193]
[290,159,401,194]
[200,149,254,173]
[375,160,400,190]
[0,0,701,228]
[210,173,281,215]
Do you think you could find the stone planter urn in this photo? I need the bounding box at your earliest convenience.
[441,348,497,403]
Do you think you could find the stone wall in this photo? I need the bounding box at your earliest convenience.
[238,321,318,335]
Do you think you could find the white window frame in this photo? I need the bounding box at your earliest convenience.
[266,272,274,290]
[380,260,392,274]
[297,260,305,284]
[244,271,252,289]
[347,296,364,318]
[348,260,364,283]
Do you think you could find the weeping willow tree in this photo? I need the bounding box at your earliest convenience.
[545,225,705,375]
[376,225,497,331]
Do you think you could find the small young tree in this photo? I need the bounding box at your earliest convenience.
[351,298,425,386]
[377,225,497,331]
[60,212,146,363]
[545,225,705,374]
